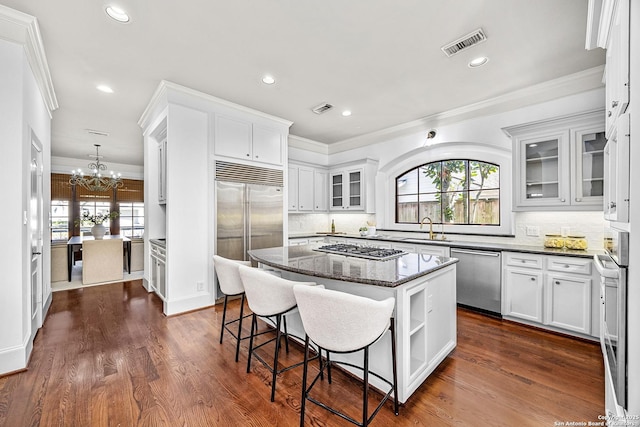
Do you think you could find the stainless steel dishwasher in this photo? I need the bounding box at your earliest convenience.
[450,248,502,315]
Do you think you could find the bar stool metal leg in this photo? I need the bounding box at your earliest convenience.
[235,294,246,362]
[219,295,229,344]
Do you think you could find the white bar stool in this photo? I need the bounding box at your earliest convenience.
[293,285,399,427]
[213,255,251,362]
[238,265,318,402]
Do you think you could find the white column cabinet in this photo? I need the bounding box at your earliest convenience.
[158,137,167,204]
[297,167,314,212]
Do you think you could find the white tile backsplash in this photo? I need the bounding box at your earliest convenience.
[289,213,376,235]
[514,211,605,249]
[289,211,605,250]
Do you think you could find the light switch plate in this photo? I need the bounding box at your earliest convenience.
[526,226,540,237]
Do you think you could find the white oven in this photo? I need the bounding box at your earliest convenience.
[594,229,629,416]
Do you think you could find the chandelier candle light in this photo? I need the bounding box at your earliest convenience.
[69,144,123,192]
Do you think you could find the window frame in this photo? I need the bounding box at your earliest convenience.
[118,201,145,239]
[395,159,501,226]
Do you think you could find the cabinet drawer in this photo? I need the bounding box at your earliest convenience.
[546,256,591,275]
[504,252,543,269]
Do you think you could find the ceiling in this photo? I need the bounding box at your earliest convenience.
[4,0,604,166]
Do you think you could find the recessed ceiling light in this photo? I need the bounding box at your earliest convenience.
[342,110,352,117]
[262,75,275,85]
[468,56,489,68]
[96,85,114,93]
[105,5,130,23]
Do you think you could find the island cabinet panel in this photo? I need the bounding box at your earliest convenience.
[250,244,458,404]
[399,267,457,398]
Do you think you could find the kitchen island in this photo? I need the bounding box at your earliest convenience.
[248,243,458,403]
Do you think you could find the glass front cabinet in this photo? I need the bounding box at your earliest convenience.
[330,168,363,210]
[505,110,605,211]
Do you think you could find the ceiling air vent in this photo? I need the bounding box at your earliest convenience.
[311,102,333,115]
[86,129,110,137]
[441,28,487,57]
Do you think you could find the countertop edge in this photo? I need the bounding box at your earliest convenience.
[249,253,459,288]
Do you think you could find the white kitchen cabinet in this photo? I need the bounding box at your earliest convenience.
[603,0,630,138]
[330,168,363,210]
[416,245,450,258]
[289,162,329,213]
[288,166,298,211]
[502,253,544,323]
[545,272,591,335]
[504,110,605,211]
[158,137,167,204]
[603,113,630,223]
[313,170,329,211]
[150,242,166,300]
[288,236,325,246]
[215,115,284,166]
[503,252,597,338]
[329,158,378,213]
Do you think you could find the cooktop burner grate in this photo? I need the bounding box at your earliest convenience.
[314,244,406,260]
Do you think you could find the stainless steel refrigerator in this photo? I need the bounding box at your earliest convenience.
[215,181,283,262]
[214,161,284,299]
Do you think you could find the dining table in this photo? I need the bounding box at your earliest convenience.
[67,235,132,281]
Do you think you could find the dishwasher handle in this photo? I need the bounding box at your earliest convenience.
[451,248,500,257]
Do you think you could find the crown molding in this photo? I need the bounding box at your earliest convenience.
[0,5,58,117]
[139,80,293,130]
[288,134,329,155]
[328,65,605,155]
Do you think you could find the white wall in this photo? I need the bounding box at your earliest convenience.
[289,88,607,248]
[0,38,52,374]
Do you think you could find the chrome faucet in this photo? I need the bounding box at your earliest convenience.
[420,216,434,240]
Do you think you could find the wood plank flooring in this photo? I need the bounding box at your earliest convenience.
[0,280,604,426]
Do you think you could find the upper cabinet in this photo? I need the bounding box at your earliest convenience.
[288,162,328,213]
[329,159,378,213]
[504,110,605,211]
[598,0,630,138]
[215,115,285,166]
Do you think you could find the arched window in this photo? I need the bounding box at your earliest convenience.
[396,160,500,225]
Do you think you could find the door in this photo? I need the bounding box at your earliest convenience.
[248,184,283,252]
[216,181,246,260]
[30,134,44,339]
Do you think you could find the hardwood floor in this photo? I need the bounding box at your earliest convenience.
[0,280,604,426]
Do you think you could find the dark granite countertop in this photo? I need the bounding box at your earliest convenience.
[288,233,602,259]
[248,244,458,288]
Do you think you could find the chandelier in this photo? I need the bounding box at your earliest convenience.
[69,144,123,192]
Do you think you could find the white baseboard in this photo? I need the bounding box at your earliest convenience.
[0,339,28,376]
[164,292,214,316]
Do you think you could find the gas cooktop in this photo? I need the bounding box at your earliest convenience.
[314,244,405,260]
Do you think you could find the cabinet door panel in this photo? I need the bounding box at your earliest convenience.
[504,268,544,322]
[288,166,298,211]
[297,167,314,211]
[546,274,591,334]
[253,125,283,165]
[215,115,252,160]
[314,170,328,211]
